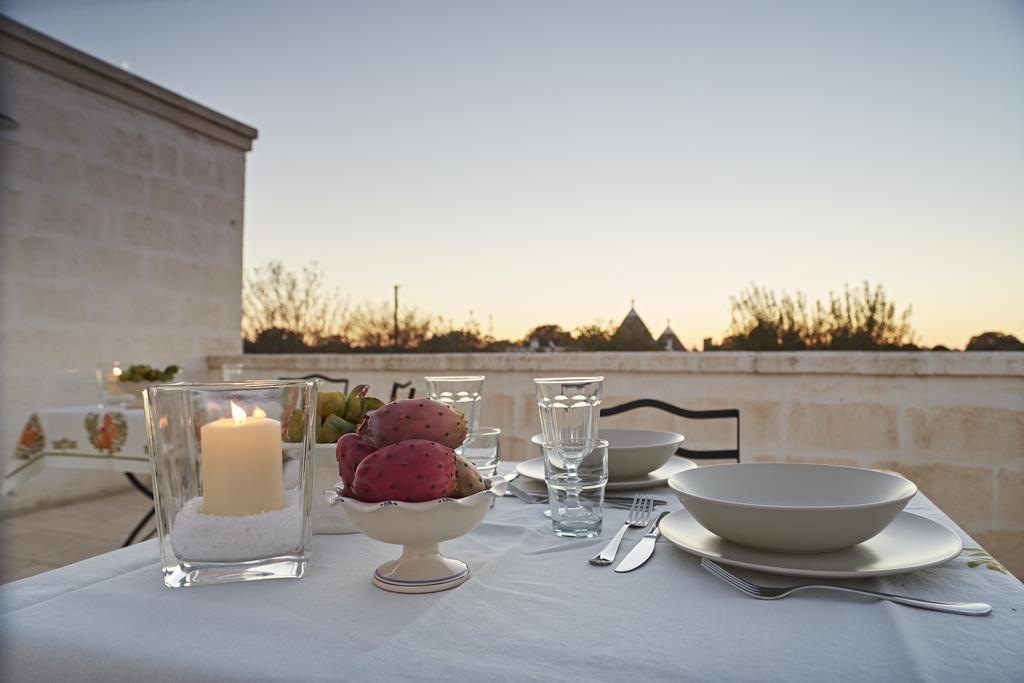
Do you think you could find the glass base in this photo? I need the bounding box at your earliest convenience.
[163,554,308,588]
[551,521,602,538]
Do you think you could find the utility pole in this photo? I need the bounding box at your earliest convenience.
[392,285,400,351]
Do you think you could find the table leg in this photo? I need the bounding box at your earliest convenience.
[122,507,155,548]
[125,472,153,499]
[122,473,155,547]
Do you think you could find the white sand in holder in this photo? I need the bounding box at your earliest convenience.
[170,490,303,562]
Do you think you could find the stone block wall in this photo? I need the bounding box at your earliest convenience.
[209,351,1024,575]
[0,18,256,511]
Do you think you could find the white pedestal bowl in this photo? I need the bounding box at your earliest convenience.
[325,478,506,593]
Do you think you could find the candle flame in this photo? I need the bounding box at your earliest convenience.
[230,401,246,425]
[252,406,266,419]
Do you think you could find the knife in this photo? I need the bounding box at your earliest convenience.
[614,511,671,573]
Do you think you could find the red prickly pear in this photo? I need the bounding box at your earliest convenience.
[350,439,457,502]
[357,398,468,450]
[453,453,489,497]
[336,433,377,487]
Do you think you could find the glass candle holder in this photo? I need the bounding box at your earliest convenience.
[143,380,318,588]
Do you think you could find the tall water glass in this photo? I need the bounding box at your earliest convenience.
[533,377,604,460]
[425,376,484,436]
[545,440,608,538]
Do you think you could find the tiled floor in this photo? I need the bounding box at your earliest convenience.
[0,491,153,585]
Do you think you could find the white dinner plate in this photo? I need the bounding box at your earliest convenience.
[516,455,697,491]
[660,509,963,578]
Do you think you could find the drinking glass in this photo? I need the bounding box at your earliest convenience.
[461,427,500,477]
[96,361,131,406]
[545,440,608,538]
[424,376,485,437]
[533,377,604,460]
[220,363,244,381]
[143,380,318,588]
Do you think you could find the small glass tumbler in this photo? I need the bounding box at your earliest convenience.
[461,427,501,478]
[545,439,608,538]
[220,363,244,381]
[143,380,318,588]
[96,361,130,406]
[534,377,603,460]
[425,376,485,441]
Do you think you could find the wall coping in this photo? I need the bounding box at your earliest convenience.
[207,351,1024,378]
[0,15,258,151]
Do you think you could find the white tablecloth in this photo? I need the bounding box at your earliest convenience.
[1,484,1022,682]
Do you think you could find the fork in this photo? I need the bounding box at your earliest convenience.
[700,559,992,616]
[589,495,654,566]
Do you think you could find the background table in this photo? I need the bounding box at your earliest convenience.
[1,484,1021,682]
[7,405,149,483]
[6,406,154,545]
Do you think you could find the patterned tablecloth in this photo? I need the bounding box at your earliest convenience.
[5,405,149,491]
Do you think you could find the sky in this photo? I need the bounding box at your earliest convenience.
[4,0,1022,348]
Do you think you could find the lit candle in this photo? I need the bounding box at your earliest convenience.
[200,402,284,516]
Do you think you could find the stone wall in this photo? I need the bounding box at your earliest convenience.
[0,18,256,511]
[209,351,1024,574]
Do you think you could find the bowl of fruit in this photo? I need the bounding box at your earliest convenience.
[284,385,384,535]
[325,397,504,594]
[100,363,181,407]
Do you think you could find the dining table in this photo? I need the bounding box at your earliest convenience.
[1,468,1022,682]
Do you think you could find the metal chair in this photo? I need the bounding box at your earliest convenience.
[279,374,349,392]
[390,381,416,400]
[600,398,740,462]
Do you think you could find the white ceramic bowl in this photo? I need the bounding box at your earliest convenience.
[326,478,505,593]
[668,463,917,553]
[531,429,684,480]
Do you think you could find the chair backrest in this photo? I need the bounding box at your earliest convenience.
[278,374,349,393]
[390,381,416,401]
[600,398,740,462]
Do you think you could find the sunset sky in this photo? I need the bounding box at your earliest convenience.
[5,0,1022,348]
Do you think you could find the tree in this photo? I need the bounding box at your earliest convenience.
[716,282,918,351]
[521,324,574,350]
[966,332,1024,351]
[572,322,616,351]
[242,261,349,346]
[349,302,433,350]
[718,287,812,350]
[243,327,311,353]
[818,282,917,350]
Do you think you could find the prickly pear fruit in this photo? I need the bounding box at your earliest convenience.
[336,432,377,487]
[318,391,346,419]
[358,398,468,450]
[319,413,355,444]
[452,454,489,497]
[343,385,369,423]
[362,396,385,413]
[350,439,457,503]
[286,409,304,442]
